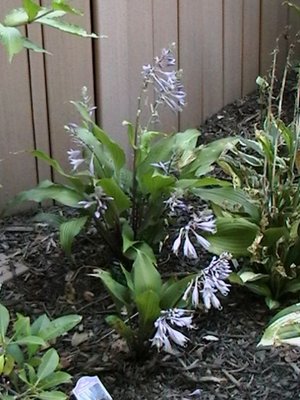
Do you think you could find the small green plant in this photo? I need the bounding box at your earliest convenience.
[92,252,232,356]
[212,50,300,309]
[0,0,98,61]
[0,303,81,399]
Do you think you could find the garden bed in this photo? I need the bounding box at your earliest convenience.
[1,82,300,400]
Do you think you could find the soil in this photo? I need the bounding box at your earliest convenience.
[1,75,300,400]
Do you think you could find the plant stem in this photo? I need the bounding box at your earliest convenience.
[268,46,279,212]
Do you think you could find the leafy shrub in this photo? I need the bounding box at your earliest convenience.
[0,303,81,399]
[213,51,300,309]
[0,0,97,61]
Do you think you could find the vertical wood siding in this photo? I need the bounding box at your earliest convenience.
[0,0,298,210]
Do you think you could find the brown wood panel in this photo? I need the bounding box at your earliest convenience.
[0,1,37,210]
[93,0,154,156]
[153,0,179,133]
[179,0,203,130]
[224,0,243,105]
[260,0,289,77]
[201,0,224,121]
[242,0,260,96]
[41,0,94,174]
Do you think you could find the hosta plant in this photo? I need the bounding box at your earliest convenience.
[12,45,237,266]
[213,52,300,308]
[258,302,300,347]
[92,251,232,356]
[0,303,81,399]
[0,0,98,61]
[10,45,238,355]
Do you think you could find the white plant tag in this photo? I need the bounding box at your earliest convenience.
[73,376,112,400]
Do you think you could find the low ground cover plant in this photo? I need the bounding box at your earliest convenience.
[0,303,81,399]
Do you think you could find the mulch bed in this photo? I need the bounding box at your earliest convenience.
[1,75,300,399]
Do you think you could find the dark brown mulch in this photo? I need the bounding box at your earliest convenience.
[1,75,300,399]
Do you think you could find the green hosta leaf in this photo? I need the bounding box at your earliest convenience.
[14,180,83,207]
[37,349,59,382]
[137,135,176,176]
[176,177,231,190]
[265,297,280,310]
[3,8,29,26]
[39,315,81,342]
[37,391,67,400]
[262,227,288,247]
[97,178,130,214]
[106,315,134,347]
[59,216,88,254]
[139,172,175,196]
[32,150,85,191]
[0,303,10,339]
[244,282,272,298]
[238,271,269,283]
[0,24,24,62]
[207,217,259,256]
[121,222,138,254]
[52,0,83,15]
[133,250,161,295]
[282,280,300,295]
[182,137,238,177]
[14,313,30,337]
[6,343,24,366]
[37,14,98,38]
[93,124,126,173]
[136,290,160,330]
[39,371,72,390]
[0,354,4,374]
[258,303,300,347]
[255,130,274,163]
[33,212,66,228]
[194,187,260,221]
[31,314,51,335]
[160,275,196,309]
[239,138,264,156]
[228,272,243,285]
[23,0,41,21]
[92,269,131,307]
[23,38,49,53]
[15,335,46,346]
[20,363,35,384]
[174,129,200,150]
[235,151,263,167]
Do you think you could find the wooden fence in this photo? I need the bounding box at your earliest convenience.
[0,0,299,211]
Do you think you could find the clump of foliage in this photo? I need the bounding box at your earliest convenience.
[0,303,81,399]
[258,302,300,347]
[12,45,236,355]
[0,0,97,61]
[213,49,300,309]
